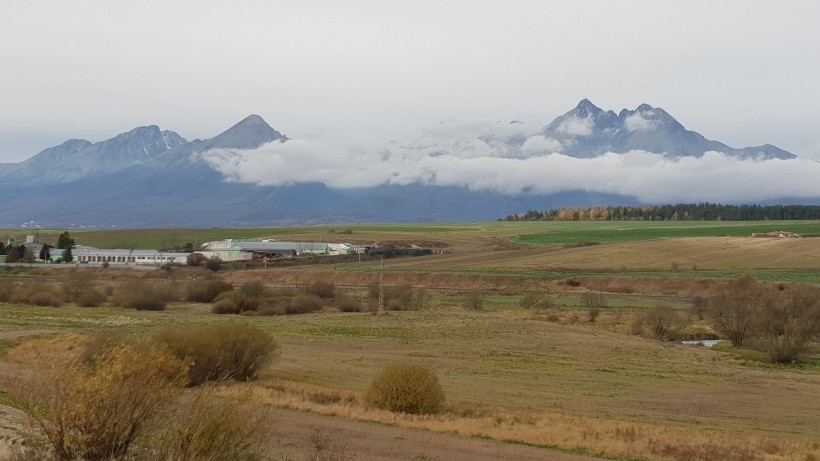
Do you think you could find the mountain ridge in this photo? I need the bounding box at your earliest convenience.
[541,100,795,160]
[0,103,808,228]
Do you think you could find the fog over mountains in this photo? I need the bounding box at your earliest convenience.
[1,100,817,228]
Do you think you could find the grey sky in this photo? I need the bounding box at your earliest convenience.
[2,0,819,162]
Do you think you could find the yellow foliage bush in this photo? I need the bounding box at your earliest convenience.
[30,343,187,461]
[365,363,445,415]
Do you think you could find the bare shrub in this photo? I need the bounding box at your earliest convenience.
[521,291,552,314]
[287,293,325,314]
[581,292,607,309]
[588,308,601,323]
[306,281,336,300]
[335,293,363,312]
[211,290,259,314]
[0,284,11,302]
[366,283,425,311]
[303,426,354,461]
[463,290,484,310]
[76,290,106,307]
[412,289,432,310]
[386,283,413,310]
[28,291,63,307]
[239,281,267,298]
[25,343,187,461]
[10,281,63,305]
[156,324,280,386]
[365,363,445,415]
[691,296,708,320]
[545,312,560,322]
[62,270,95,303]
[709,275,761,348]
[757,286,820,364]
[185,279,233,303]
[205,257,223,272]
[150,390,268,461]
[113,280,167,311]
[644,307,681,341]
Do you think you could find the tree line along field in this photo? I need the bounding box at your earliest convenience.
[0,221,819,460]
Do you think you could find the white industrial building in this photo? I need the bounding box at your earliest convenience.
[72,247,191,265]
[197,239,354,261]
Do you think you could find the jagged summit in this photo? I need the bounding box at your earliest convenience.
[541,100,795,160]
[208,114,286,150]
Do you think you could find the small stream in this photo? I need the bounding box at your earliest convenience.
[681,339,728,348]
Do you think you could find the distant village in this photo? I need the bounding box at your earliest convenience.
[0,234,433,266]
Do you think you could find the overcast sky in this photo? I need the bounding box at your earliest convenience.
[2,0,819,163]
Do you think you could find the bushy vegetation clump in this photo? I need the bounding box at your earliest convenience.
[8,281,64,306]
[286,293,325,314]
[150,390,267,461]
[211,290,259,314]
[155,324,280,386]
[15,331,274,461]
[306,280,336,300]
[708,276,820,363]
[365,363,445,415]
[185,279,233,303]
[113,280,170,311]
[76,290,107,307]
[366,282,428,311]
[27,342,188,461]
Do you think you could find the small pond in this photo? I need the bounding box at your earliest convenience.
[681,339,729,348]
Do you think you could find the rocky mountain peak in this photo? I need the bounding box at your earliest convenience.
[541,100,795,160]
[574,98,602,116]
[207,114,286,150]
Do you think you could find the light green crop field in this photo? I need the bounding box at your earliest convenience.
[508,220,820,244]
[2,219,818,249]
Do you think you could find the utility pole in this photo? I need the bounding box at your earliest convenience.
[377,256,385,315]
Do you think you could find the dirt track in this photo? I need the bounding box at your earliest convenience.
[267,407,602,461]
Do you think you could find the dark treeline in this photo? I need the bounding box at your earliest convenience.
[501,204,820,222]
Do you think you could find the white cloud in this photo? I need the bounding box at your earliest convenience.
[624,113,658,131]
[201,137,820,204]
[556,116,593,136]
[521,135,562,154]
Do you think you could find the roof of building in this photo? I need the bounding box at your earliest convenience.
[71,248,191,257]
[228,241,329,252]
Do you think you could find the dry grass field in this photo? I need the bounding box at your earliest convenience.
[1,221,819,460]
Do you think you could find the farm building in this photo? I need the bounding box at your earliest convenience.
[72,247,191,265]
[198,239,353,261]
[751,231,801,238]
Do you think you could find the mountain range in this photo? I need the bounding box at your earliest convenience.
[540,99,794,160]
[0,100,808,228]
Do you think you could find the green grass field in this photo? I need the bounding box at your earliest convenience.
[4,220,818,250]
[509,220,820,245]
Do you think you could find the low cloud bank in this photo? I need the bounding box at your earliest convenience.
[200,126,820,204]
